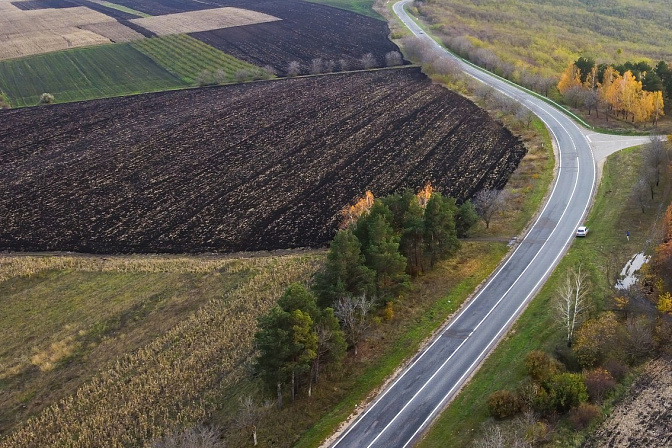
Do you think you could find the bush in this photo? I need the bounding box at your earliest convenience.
[569,403,601,430]
[525,350,560,381]
[546,373,588,413]
[38,93,54,104]
[584,368,616,403]
[487,389,521,419]
[604,358,630,382]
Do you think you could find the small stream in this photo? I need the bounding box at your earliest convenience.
[615,252,649,290]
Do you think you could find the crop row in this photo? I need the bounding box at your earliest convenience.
[131,34,261,84]
[0,44,184,106]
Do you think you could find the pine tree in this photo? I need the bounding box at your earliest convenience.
[313,229,375,307]
[362,214,409,300]
[401,199,426,276]
[423,193,460,268]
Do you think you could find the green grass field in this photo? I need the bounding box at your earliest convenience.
[131,34,263,84]
[417,145,672,447]
[0,44,185,107]
[306,0,382,20]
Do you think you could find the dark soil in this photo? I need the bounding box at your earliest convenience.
[0,68,525,254]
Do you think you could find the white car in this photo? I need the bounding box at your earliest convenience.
[576,226,588,237]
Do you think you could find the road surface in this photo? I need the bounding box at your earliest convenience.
[330,1,598,446]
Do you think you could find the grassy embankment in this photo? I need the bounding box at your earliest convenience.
[417,145,672,447]
[0,35,262,107]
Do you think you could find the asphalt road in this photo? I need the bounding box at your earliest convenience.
[330,1,597,446]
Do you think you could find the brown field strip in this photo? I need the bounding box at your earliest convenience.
[129,7,281,35]
[0,2,141,59]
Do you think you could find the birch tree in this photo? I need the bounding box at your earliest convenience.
[334,294,374,355]
[555,266,591,346]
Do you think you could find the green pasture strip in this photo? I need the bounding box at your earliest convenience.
[305,0,382,20]
[100,1,151,17]
[417,145,672,447]
[131,35,262,84]
[295,242,509,447]
[0,44,185,107]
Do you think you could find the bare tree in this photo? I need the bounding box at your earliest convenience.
[516,106,535,129]
[214,68,228,84]
[473,83,495,104]
[338,58,350,72]
[474,425,505,448]
[631,178,649,213]
[385,51,403,67]
[644,136,668,187]
[401,37,434,63]
[262,65,278,76]
[310,58,324,75]
[196,70,214,86]
[334,294,374,355]
[235,68,254,83]
[324,59,336,73]
[564,85,586,108]
[426,57,460,78]
[286,61,301,77]
[151,424,225,448]
[236,396,274,446]
[583,89,598,116]
[555,266,591,346]
[360,53,377,70]
[473,189,508,229]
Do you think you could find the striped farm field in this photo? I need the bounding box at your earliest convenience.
[132,34,263,84]
[0,44,185,107]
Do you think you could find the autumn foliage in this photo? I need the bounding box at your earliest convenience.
[340,191,375,228]
[558,61,666,125]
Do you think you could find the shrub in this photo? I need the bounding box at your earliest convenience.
[487,389,521,419]
[546,373,588,413]
[584,368,617,403]
[525,350,560,381]
[604,358,630,382]
[569,403,601,430]
[38,93,54,104]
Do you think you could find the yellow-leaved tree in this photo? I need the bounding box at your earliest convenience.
[557,63,582,95]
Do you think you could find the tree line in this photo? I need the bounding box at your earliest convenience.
[558,57,669,125]
[253,185,480,411]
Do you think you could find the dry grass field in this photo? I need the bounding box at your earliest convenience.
[78,21,143,42]
[0,2,141,60]
[129,7,281,36]
[0,252,322,446]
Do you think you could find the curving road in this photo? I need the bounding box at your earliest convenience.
[330,1,598,446]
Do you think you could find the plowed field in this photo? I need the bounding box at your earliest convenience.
[102,0,399,72]
[0,68,526,254]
